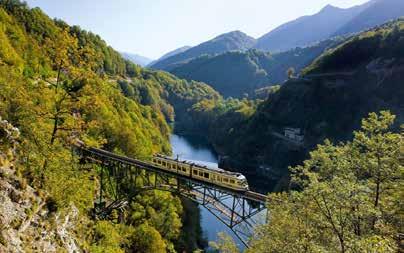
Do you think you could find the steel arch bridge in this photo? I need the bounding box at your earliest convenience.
[77,144,268,247]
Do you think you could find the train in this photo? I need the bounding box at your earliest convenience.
[152,154,249,191]
[73,139,249,191]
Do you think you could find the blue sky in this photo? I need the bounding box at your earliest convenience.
[26,0,370,59]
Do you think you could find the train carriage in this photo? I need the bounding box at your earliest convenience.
[152,154,249,191]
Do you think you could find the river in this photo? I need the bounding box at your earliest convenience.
[170,134,246,249]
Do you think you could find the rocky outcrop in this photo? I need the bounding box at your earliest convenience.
[0,118,80,253]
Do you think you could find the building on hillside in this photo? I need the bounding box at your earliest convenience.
[284,127,304,143]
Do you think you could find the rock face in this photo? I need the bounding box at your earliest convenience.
[0,118,80,253]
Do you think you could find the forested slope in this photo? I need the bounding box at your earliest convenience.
[180,19,404,192]
[170,39,340,98]
[0,1,218,252]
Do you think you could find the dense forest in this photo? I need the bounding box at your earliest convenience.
[178,19,404,192]
[170,39,341,98]
[0,1,219,252]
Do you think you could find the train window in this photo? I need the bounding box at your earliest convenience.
[193,170,198,175]
[204,172,209,179]
[182,168,186,172]
[162,161,166,166]
[199,171,203,177]
[230,180,235,184]
[223,178,228,182]
[157,160,162,164]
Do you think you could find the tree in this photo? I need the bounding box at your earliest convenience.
[130,224,167,253]
[244,111,402,253]
[209,232,239,253]
[353,112,401,208]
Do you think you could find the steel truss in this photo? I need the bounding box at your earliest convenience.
[79,147,267,247]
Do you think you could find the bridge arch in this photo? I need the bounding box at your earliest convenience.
[78,145,267,247]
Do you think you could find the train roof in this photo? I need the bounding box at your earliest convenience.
[155,154,247,180]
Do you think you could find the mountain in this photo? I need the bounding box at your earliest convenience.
[171,50,272,98]
[121,52,153,66]
[147,46,191,67]
[334,0,404,36]
[228,19,404,184]
[170,39,341,98]
[254,2,371,52]
[150,46,192,65]
[150,31,256,70]
[180,19,404,191]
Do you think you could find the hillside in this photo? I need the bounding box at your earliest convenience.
[171,50,272,98]
[254,2,371,52]
[228,19,404,187]
[150,31,256,70]
[121,52,153,66]
[335,0,404,36]
[148,46,191,66]
[170,39,341,98]
[0,1,219,252]
[180,19,404,191]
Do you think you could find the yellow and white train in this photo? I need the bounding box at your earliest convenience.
[152,154,249,191]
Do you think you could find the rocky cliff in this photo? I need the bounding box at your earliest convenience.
[0,118,81,253]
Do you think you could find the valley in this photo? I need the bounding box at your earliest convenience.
[0,0,403,252]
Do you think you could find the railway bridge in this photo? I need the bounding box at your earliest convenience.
[76,144,268,247]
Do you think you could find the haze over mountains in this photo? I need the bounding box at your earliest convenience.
[120,52,153,67]
[143,0,404,99]
[254,2,372,52]
[150,0,404,72]
[334,0,404,36]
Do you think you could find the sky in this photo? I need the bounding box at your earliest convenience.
[26,0,370,59]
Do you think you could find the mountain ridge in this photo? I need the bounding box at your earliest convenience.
[334,0,404,36]
[150,30,256,70]
[254,1,372,52]
[148,45,191,67]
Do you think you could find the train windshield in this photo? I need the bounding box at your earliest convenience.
[239,179,249,189]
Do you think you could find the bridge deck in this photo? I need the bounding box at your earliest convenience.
[80,145,267,203]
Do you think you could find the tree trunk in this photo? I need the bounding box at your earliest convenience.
[50,116,58,145]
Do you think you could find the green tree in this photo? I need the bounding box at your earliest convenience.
[209,232,240,253]
[244,111,403,253]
